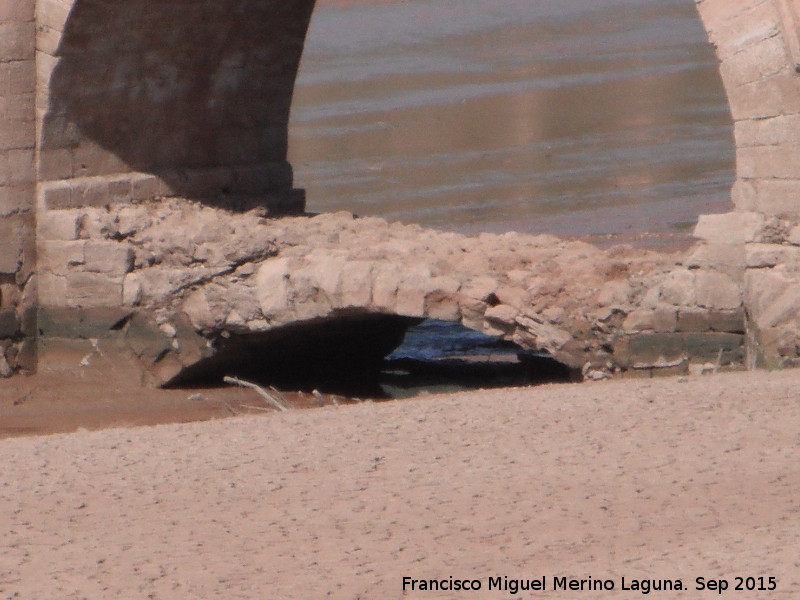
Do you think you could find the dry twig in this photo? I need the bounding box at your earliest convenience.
[223,376,290,411]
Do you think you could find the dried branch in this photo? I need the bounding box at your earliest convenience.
[223,376,290,411]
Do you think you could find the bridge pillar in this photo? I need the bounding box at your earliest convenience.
[29,0,317,377]
[696,0,800,367]
[0,0,36,375]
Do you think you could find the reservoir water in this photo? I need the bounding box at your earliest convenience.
[289,0,735,242]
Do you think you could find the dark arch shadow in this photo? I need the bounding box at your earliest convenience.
[43,0,317,209]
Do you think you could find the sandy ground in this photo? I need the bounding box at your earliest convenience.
[1,369,799,599]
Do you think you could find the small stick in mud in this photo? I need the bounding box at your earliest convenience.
[223,376,290,412]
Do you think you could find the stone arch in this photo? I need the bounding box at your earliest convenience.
[696,0,800,212]
[4,0,800,378]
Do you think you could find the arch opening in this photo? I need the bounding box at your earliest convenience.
[164,314,576,399]
[290,0,735,244]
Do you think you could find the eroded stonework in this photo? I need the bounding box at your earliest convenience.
[35,199,748,385]
[3,0,800,381]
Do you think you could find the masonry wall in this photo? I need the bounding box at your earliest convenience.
[33,0,317,373]
[0,0,36,375]
[3,0,800,379]
[694,0,800,367]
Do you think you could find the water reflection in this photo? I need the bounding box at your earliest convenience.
[289,0,735,239]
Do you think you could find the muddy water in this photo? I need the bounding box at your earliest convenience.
[289,0,735,240]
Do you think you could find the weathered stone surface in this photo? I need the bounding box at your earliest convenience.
[746,243,800,268]
[683,332,745,364]
[0,308,19,338]
[695,271,742,310]
[694,212,764,245]
[622,309,654,333]
[614,333,686,369]
[653,305,678,333]
[658,269,696,306]
[37,306,132,339]
[673,306,744,335]
[676,308,712,333]
[0,217,23,274]
[614,331,744,370]
[27,199,697,382]
[5,0,800,379]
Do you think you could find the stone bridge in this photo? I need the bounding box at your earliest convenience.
[1,0,800,384]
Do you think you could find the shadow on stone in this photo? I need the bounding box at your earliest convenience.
[43,0,317,210]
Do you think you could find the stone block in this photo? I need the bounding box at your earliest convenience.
[0,216,24,274]
[755,178,800,215]
[614,332,745,369]
[7,148,34,184]
[746,243,800,268]
[0,118,34,151]
[0,22,35,61]
[614,333,685,369]
[122,273,143,307]
[72,141,129,178]
[36,0,71,30]
[36,25,63,59]
[6,94,34,123]
[0,0,35,22]
[37,306,133,339]
[0,307,19,337]
[685,242,746,274]
[622,309,654,333]
[38,209,81,240]
[494,285,528,310]
[658,269,696,306]
[41,182,73,209]
[173,312,214,367]
[720,32,788,87]
[676,308,712,332]
[337,260,374,309]
[693,212,764,244]
[38,273,67,302]
[695,271,742,309]
[73,178,109,208]
[38,148,74,180]
[683,332,745,365]
[83,241,134,276]
[108,179,133,204]
[7,59,35,96]
[750,276,800,330]
[38,240,85,274]
[708,308,746,333]
[735,114,800,149]
[131,174,163,201]
[788,224,800,245]
[64,272,123,307]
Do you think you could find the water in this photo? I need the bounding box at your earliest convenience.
[387,319,522,362]
[289,0,735,239]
